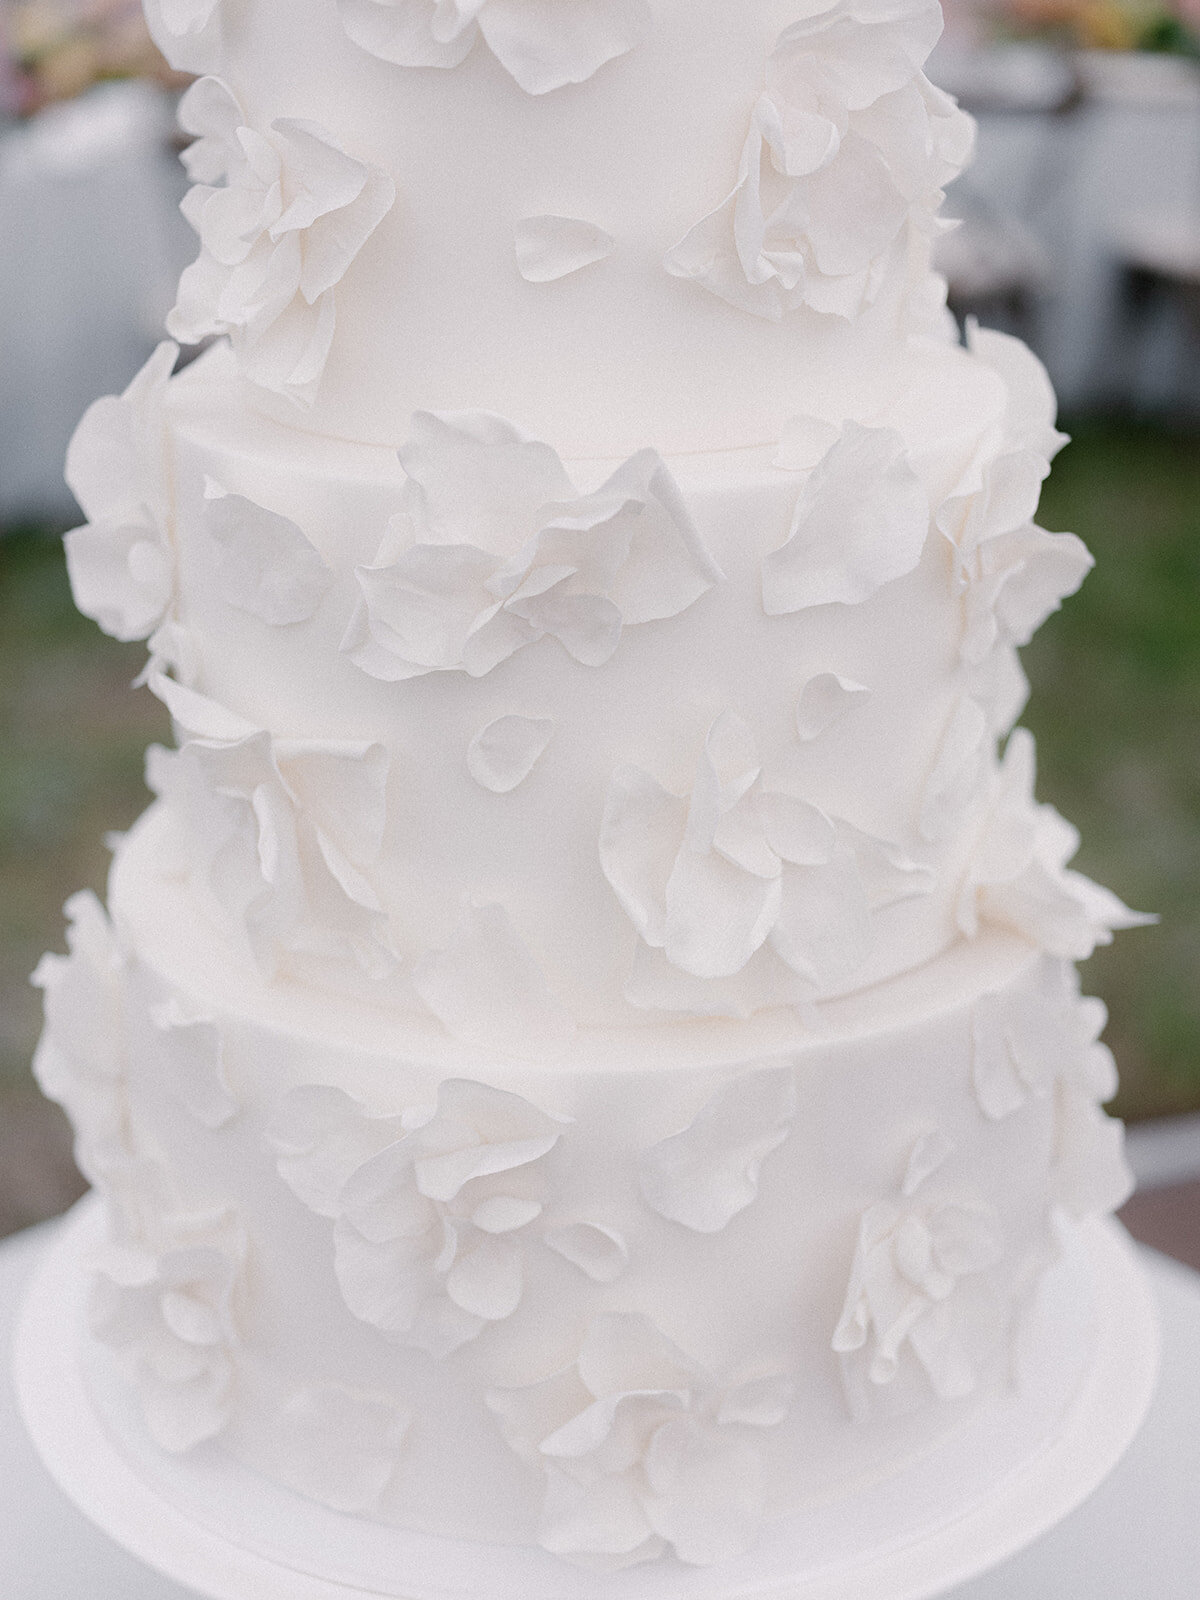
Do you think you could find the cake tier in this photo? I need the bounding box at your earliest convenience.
[32,815,1134,1569]
[148,0,974,454]
[145,336,1011,1036]
[65,324,1143,1048]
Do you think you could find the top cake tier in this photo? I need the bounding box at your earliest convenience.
[150,0,972,456]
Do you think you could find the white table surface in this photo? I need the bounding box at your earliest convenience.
[3,1218,1199,1600]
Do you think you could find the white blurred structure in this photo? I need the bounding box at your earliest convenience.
[0,80,191,524]
[933,43,1200,413]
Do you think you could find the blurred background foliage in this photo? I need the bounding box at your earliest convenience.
[1026,420,1200,1117]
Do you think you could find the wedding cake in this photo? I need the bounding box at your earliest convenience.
[25,0,1155,1590]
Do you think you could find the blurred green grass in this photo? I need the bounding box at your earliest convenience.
[0,418,1196,1128]
[1025,419,1200,1120]
[0,525,168,1103]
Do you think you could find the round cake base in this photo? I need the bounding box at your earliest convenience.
[15,1197,1158,1600]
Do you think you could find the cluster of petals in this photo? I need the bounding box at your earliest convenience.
[666,0,974,320]
[168,77,395,407]
[32,890,236,1182]
[958,727,1152,961]
[833,1134,1006,1411]
[90,1197,246,1454]
[939,327,1092,683]
[31,892,133,1188]
[63,342,177,647]
[762,421,930,614]
[268,1077,567,1358]
[599,709,931,1016]
[343,411,722,681]
[147,675,393,982]
[338,0,650,95]
[972,963,1133,1218]
[488,1311,792,1567]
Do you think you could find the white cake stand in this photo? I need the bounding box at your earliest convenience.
[14,1196,1158,1600]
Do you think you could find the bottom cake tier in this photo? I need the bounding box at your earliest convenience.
[29,808,1140,1576]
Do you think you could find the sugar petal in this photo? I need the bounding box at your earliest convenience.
[763,425,929,613]
[639,1068,796,1233]
[516,215,615,282]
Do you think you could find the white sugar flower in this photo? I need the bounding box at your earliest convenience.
[63,342,177,645]
[339,0,649,95]
[169,77,395,407]
[958,728,1152,961]
[31,892,133,1186]
[972,963,1133,1218]
[488,1312,792,1568]
[833,1138,1005,1413]
[90,1204,246,1454]
[147,677,393,982]
[939,329,1091,680]
[600,710,931,1016]
[343,411,721,681]
[268,1079,567,1358]
[761,422,930,614]
[666,0,973,320]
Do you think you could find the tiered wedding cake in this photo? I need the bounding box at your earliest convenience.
[26,0,1154,1590]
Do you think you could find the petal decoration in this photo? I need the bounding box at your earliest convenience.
[90,1203,246,1454]
[339,0,478,68]
[31,892,133,1186]
[143,0,224,73]
[204,481,333,625]
[545,1222,629,1283]
[795,673,871,741]
[762,424,929,613]
[267,1085,407,1218]
[833,1185,1006,1414]
[168,79,394,407]
[488,1311,790,1568]
[340,0,649,93]
[277,1077,564,1356]
[602,712,905,1013]
[516,215,615,282]
[666,0,970,321]
[63,341,178,644]
[345,414,719,680]
[638,1068,797,1233]
[959,729,1153,958]
[147,682,394,981]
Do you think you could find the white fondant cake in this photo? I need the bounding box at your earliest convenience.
[30,0,1153,1586]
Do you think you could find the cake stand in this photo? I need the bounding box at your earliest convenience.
[14,1195,1158,1600]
